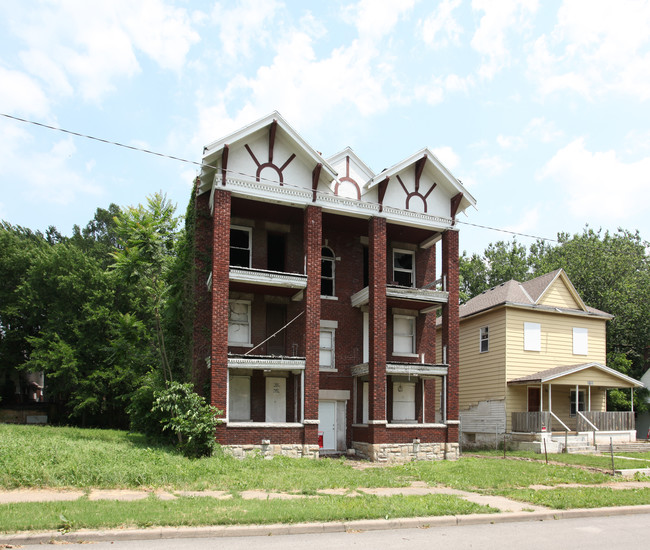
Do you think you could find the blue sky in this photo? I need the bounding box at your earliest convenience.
[1,0,649,256]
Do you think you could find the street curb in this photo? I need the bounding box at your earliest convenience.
[3,505,650,545]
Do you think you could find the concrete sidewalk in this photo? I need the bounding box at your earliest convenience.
[2,482,650,545]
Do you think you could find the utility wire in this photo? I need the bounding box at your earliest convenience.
[1,112,558,244]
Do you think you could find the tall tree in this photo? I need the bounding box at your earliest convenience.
[111,193,180,386]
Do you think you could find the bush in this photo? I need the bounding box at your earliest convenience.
[152,382,221,457]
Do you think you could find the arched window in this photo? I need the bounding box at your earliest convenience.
[321,247,335,297]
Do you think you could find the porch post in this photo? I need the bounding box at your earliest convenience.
[588,385,591,411]
[540,384,543,411]
[631,388,634,412]
[575,384,579,418]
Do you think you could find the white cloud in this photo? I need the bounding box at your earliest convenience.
[210,0,280,60]
[524,117,563,143]
[344,0,417,43]
[419,0,463,49]
[538,138,650,221]
[432,146,460,171]
[475,155,512,176]
[497,134,525,150]
[194,25,396,148]
[471,0,538,79]
[0,67,51,117]
[527,0,650,99]
[8,0,199,103]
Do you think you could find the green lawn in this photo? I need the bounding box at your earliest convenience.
[1,424,649,534]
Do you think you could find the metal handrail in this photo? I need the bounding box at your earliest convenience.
[577,410,599,431]
[550,411,570,432]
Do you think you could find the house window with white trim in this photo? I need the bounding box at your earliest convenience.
[228,300,251,345]
[573,327,588,355]
[230,226,252,267]
[524,322,541,351]
[479,326,489,353]
[570,390,585,416]
[321,247,335,297]
[393,249,415,287]
[393,315,416,355]
[319,328,335,370]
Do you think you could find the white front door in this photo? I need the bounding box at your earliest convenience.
[319,401,336,451]
[265,377,286,422]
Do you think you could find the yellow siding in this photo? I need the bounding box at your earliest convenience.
[554,368,636,388]
[538,278,581,309]
[457,309,507,410]
[505,308,607,381]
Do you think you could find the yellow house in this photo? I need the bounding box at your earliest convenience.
[447,268,642,451]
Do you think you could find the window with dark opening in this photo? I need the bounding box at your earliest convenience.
[230,226,251,267]
[393,249,415,287]
[321,247,335,296]
[267,233,286,272]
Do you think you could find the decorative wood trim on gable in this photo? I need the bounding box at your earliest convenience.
[312,163,322,202]
[221,144,229,186]
[450,192,464,223]
[334,155,361,200]
[269,120,277,163]
[414,156,426,192]
[377,176,390,213]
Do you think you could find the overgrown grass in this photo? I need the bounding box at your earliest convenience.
[0,494,494,533]
[0,424,409,491]
[467,449,650,472]
[1,425,615,492]
[498,487,650,509]
[396,457,612,490]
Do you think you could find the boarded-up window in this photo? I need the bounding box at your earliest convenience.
[524,322,541,351]
[265,377,286,422]
[393,381,416,421]
[393,315,416,355]
[573,327,588,355]
[319,328,335,370]
[229,376,250,421]
[228,300,251,345]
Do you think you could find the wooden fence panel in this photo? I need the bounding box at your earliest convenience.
[581,411,634,431]
[512,412,551,433]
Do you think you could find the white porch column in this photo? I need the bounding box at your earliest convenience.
[575,384,579,417]
[540,384,543,411]
[631,388,634,412]
[588,384,591,411]
[549,383,552,415]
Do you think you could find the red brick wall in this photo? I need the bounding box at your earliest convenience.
[192,187,213,396]
[211,190,232,416]
[368,216,387,436]
[442,229,459,435]
[303,206,321,444]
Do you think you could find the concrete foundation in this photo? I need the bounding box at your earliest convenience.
[223,444,320,459]
[352,441,459,463]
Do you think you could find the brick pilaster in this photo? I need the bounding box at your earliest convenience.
[368,216,387,431]
[442,229,459,431]
[211,190,231,418]
[192,185,213,396]
[303,206,322,442]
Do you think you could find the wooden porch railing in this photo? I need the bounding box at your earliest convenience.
[578,411,635,431]
[512,411,551,433]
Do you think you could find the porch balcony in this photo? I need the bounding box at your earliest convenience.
[350,284,448,312]
[511,410,635,433]
[207,267,308,299]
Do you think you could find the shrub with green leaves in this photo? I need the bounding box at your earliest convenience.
[152,382,221,457]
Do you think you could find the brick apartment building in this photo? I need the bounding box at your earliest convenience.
[192,112,476,462]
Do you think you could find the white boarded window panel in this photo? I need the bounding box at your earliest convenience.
[524,322,541,351]
[573,327,588,355]
[229,376,250,421]
[265,377,286,422]
[228,301,250,344]
[319,329,334,369]
[362,382,369,424]
[394,315,415,354]
[393,381,416,421]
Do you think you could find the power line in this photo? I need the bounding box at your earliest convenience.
[1,112,558,244]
